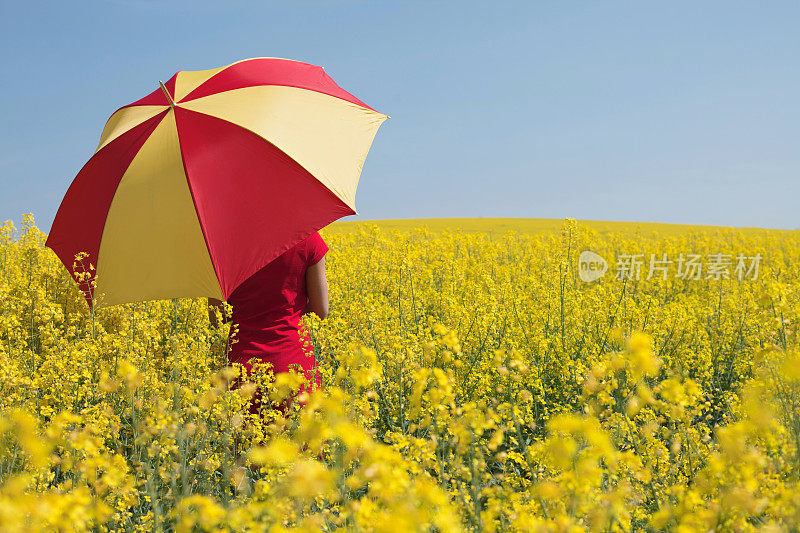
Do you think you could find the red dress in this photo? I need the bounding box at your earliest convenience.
[226,231,328,414]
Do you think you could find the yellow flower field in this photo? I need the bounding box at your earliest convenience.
[1,214,799,532]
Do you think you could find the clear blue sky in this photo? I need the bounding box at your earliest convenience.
[2,1,798,230]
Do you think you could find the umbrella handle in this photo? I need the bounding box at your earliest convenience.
[159,81,176,108]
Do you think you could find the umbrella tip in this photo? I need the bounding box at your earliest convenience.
[158,80,176,108]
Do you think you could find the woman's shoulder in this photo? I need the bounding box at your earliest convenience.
[298,230,326,246]
[303,230,328,265]
[305,230,325,243]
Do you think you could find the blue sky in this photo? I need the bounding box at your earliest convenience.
[1,1,798,230]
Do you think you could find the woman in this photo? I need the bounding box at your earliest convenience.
[208,230,329,417]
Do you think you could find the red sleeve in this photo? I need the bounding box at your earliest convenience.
[305,231,328,267]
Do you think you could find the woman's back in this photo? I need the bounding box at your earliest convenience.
[225,231,328,385]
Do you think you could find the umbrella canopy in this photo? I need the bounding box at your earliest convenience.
[46,57,388,309]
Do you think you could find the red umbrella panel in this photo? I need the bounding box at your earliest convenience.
[46,57,388,309]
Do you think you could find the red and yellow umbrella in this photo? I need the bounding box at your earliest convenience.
[46,57,388,309]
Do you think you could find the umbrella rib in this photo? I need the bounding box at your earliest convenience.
[172,111,226,300]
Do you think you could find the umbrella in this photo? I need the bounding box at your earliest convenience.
[46,57,388,309]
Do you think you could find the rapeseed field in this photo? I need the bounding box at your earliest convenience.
[1,214,798,531]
